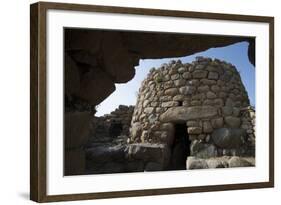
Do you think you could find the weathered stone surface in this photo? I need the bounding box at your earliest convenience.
[182,72,192,79]
[188,127,202,134]
[211,128,246,149]
[101,34,136,83]
[193,70,208,79]
[160,95,172,102]
[222,106,233,116]
[186,120,199,127]
[144,107,154,114]
[161,101,179,108]
[225,98,235,107]
[206,91,217,99]
[86,144,127,163]
[213,99,224,107]
[130,122,142,141]
[198,85,209,93]
[179,86,196,95]
[186,156,255,170]
[208,71,219,80]
[206,158,229,168]
[151,102,158,107]
[228,156,254,167]
[191,140,217,158]
[140,130,149,142]
[160,106,217,122]
[159,131,174,146]
[183,100,190,107]
[65,54,81,95]
[173,95,185,101]
[203,121,213,133]
[171,73,180,80]
[65,148,85,175]
[78,69,116,105]
[232,107,240,117]
[195,64,206,70]
[206,65,223,74]
[192,93,205,100]
[211,117,224,128]
[163,81,174,89]
[160,122,174,131]
[187,79,200,86]
[65,112,91,149]
[190,100,201,106]
[200,79,217,85]
[186,157,209,169]
[174,79,186,87]
[143,100,150,107]
[127,143,170,168]
[164,88,179,96]
[178,67,187,73]
[225,116,241,128]
[211,85,220,92]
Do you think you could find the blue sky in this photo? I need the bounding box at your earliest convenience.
[96,41,255,116]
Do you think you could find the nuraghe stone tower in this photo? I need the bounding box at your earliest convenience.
[128,57,255,170]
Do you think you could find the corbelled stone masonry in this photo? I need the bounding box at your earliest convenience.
[69,57,256,175]
[88,105,134,143]
[129,57,255,169]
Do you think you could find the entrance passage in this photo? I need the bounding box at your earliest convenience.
[169,123,190,170]
[109,123,123,138]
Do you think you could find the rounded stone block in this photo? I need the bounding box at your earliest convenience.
[211,128,246,149]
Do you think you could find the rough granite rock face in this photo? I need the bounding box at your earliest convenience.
[64,29,255,106]
[64,111,91,175]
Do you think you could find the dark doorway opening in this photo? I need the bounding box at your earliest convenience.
[178,100,183,106]
[109,123,123,138]
[169,123,190,170]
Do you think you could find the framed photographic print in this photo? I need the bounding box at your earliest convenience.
[30,1,274,202]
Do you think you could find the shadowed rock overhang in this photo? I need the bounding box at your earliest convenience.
[64,28,255,106]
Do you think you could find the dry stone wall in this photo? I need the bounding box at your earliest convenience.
[88,105,134,143]
[130,57,255,161]
[84,57,256,174]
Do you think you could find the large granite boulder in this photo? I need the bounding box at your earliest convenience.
[126,143,171,169]
[86,144,127,163]
[228,156,255,167]
[224,116,241,128]
[191,140,217,158]
[186,157,209,169]
[64,111,91,175]
[211,128,247,149]
[78,68,116,105]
